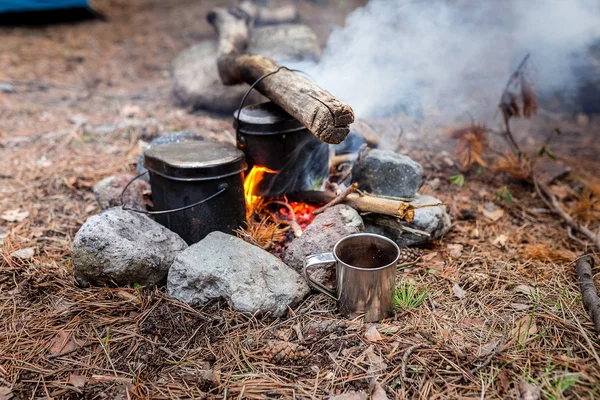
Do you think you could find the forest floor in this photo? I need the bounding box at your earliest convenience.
[1,1,599,399]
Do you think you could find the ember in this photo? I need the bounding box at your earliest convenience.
[279,200,318,230]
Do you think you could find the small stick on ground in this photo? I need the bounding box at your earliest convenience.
[401,344,421,384]
[534,176,600,251]
[575,255,600,338]
[313,183,358,215]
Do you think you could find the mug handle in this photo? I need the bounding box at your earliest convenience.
[303,253,337,300]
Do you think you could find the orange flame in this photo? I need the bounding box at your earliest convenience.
[244,166,277,212]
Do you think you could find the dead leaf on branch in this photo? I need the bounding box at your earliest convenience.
[500,91,521,120]
[451,124,488,171]
[520,75,538,118]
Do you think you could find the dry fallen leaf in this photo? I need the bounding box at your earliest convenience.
[496,369,511,395]
[329,392,368,400]
[116,290,142,306]
[0,209,29,222]
[364,345,387,374]
[493,234,509,248]
[68,374,88,388]
[482,207,505,222]
[370,380,389,400]
[10,247,35,260]
[452,283,466,299]
[513,284,536,296]
[49,331,78,355]
[459,318,485,329]
[508,316,538,345]
[421,252,439,262]
[477,338,500,357]
[447,244,463,258]
[364,326,383,342]
[0,386,13,400]
[519,379,541,400]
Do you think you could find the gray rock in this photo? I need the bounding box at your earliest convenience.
[136,131,205,179]
[249,24,321,63]
[71,207,187,287]
[172,25,321,113]
[93,174,150,211]
[353,149,423,198]
[282,205,363,285]
[0,83,15,93]
[171,40,265,113]
[364,194,451,247]
[167,232,309,317]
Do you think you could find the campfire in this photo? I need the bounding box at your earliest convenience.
[5,0,600,399]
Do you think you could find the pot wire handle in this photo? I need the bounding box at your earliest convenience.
[119,171,228,215]
[303,252,338,300]
[235,66,311,138]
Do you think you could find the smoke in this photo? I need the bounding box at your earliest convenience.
[298,0,600,123]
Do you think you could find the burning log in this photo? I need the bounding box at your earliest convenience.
[289,190,442,222]
[207,6,354,144]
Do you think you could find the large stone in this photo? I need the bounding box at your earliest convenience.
[136,130,205,179]
[364,194,451,247]
[93,174,150,211]
[172,24,321,113]
[249,24,321,63]
[171,41,264,113]
[167,232,309,317]
[71,207,187,287]
[353,149,423,198]
[282,205,364,285]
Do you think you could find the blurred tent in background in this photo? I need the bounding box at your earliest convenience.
[0,0,97,24]
[0,0,90,13]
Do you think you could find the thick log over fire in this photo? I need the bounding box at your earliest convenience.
[207,6,354,144]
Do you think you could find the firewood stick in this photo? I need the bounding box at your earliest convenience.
[575,255,600,337]
[218,54,354,144]
[289,191,442,221]
[534,176,600,251]
[207,5,354,144]
[313,183,358,215]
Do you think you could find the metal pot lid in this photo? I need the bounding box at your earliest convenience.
[144,141,247,181]
[234,101,305,135]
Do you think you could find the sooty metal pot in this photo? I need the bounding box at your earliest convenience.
[234,101,330,197]
[144,141,247,245]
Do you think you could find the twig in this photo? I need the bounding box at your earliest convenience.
[575,255,600,338]
[401,344,420,384]
[534,176,600,250]
[264,200,302,237]
[313,183,358,215]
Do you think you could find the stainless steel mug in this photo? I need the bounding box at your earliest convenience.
[303,233,400,322]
